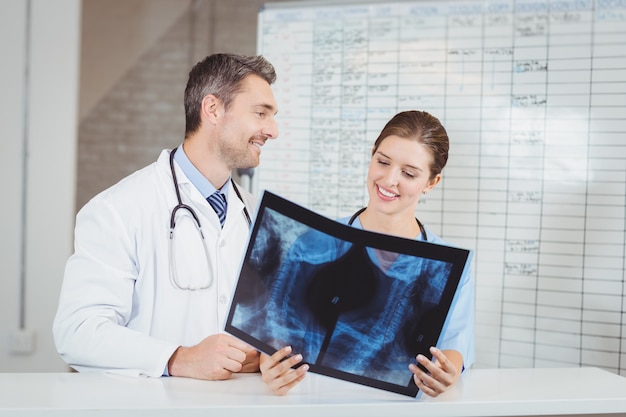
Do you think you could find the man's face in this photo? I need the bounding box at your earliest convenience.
[216,74,279,170]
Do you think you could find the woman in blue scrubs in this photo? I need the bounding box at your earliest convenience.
[260,110,475,397]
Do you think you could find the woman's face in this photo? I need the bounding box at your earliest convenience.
[366,135,440,217]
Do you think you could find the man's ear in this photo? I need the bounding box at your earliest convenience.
[201,94,221,125]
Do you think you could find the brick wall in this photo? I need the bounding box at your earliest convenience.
[76,0,279,210]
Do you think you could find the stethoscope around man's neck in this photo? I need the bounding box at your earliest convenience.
[167,147,252,291]
[348,207,428,241]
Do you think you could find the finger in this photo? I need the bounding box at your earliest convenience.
[214,345,251,373]
[223,334,255,352]
[225,344,248,363]
[242,344,259,354]
[410,362,446,396]
[429,347,451,370]
[222,354,249,373]
[266,351,303,380]
[419,367,446,392]
[207,365,234,380]
[240,349,260,372]
[415,354,453,389]
[262,351,304,382]
[272,345,293,363]
[267,362,309,396]
[273,364,308,396]
[414,353,437,374]
[260,346,292,373]
[426,348,457,386]
[241,348,259,362]
[411,367,439,397]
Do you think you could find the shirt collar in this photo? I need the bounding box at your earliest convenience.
[173,144,230,199]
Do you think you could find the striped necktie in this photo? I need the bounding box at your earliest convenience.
[207,191,227,228]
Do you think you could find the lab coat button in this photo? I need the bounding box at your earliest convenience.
[219,294,228,304]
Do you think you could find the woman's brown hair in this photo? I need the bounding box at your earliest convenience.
[372,110,449,179]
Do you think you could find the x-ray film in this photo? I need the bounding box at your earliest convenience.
[225,191,470,397]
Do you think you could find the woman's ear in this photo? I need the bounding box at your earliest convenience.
[201,94,221,125]
[424,173,442,194]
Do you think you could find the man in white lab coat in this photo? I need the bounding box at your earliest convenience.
[53,53,279,380]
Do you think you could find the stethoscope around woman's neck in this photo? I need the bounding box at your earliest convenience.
[348,207,428,241]
[167,147,252,291]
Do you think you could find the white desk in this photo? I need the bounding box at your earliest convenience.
[1,367,625,416]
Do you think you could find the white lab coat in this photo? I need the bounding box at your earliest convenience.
[52,149,256,377]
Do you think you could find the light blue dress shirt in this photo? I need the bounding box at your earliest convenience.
[173,144,231,199]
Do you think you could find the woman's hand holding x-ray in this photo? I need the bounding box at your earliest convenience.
[260,346,309,396]
[409,347,462,397]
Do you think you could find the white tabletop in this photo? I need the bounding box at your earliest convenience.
[1,367,625,417]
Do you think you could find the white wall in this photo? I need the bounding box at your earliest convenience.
[0,0,80,372]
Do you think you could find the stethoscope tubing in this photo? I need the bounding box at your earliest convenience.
[348,207,428,241]
[167,147,251,290]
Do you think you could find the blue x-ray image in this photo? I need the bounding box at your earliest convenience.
[226,191,469,397]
